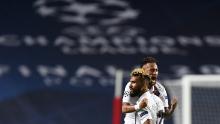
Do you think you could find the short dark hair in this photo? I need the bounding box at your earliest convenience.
[140,57,158,67]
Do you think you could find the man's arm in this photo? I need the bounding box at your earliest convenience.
[156,83,177,118]
[163,96,178,118]
[144,119,153,124]
[122,98,148,113]
[122,102,136,113]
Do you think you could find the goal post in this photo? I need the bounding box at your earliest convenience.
[164,74,220,124]
[182,75,220,124]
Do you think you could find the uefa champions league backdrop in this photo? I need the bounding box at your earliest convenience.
[0,0,220,123]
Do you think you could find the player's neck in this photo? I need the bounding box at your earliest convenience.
[148,84,153,89]
[148,82,157,89]
[139,88,148,96]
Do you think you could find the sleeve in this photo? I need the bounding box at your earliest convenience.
[154,95,165,112]
[157,83,169,108]
[122,82,131,103]
[162,89,169,108]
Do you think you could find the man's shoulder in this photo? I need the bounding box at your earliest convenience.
[152,94,162,101]
[156,81,166,91]
[139,91,151,100]
[124,82,131,90]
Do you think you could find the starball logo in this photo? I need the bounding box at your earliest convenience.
[33,0,139,25]
[0,0,219,56]
[32,0,157,55]
[32,0,193,55]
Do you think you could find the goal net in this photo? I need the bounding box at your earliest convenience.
[164,75,220,124]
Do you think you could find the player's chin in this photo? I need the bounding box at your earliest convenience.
[129,90,136,97]
[130,89,134,94]
[151,80,156,85]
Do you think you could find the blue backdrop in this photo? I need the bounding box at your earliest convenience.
[0,0,220,123]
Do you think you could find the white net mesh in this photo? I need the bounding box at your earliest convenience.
[163,75,220,124]
[191,85,220,124]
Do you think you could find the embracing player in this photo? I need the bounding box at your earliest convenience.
[122,57,177,124]
[129,68,164,124]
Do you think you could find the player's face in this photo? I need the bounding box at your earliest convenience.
[129,76,142,97]
[142,63,158,85]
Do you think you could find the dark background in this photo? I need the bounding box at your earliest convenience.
[0,0,220,123]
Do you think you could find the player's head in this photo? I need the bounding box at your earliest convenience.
[129,68,151,97]
[140,57,158,86]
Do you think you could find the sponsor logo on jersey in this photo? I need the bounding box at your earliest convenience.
[139,111,148,117]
